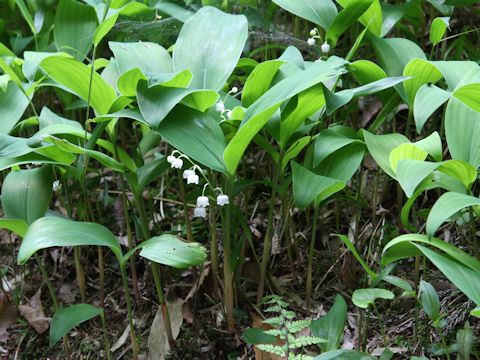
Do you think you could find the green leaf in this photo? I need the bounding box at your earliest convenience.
[413,84,451,133]
[403,58,443,106]
[54,0,97,60]
[0,218,28,237]
[338,0,383,36]
[173,6,248,91]
[241,60,284,108]
[315,143,365,183]
[389,143,428,173]
[17,216,122,265]
[272,0,337,30]
[381,2,409,37]
[457,322,474,360]
[137,234,207,269]
[137,81,218,129]
[1,166,53,225]
[445,97,480,168]
[153,1,194,22]
[291,161,345,209]
[0,82,29,134]
[49,304,103,347]
[314,126,361,166]
[426,192,480,237]
[419,280,441,324]
[337,234,377,279]
[41,56,116,115]
[311,295,347,352]
[93,13,118,46]
[396,160,439,197]
[431,61,480,91]
[313,350,375,360]
[326,0,373,46]
[242,327,277,345]
[352,288,394,309]
[453,83,480,113]
[224,59,346,175]
[15,0,37,35]
[430,17,450,46]
[157,106,227,173]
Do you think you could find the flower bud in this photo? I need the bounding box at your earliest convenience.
[307,38,316,46]
[196,195,209,207]
[321,42,330,53]
[309,29,316,37]
[231,86,238,93]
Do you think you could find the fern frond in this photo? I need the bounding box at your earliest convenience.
[288,336,326,349]
[256,344,287,356]
[286,319,311,333]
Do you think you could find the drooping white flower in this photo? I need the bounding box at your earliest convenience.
[167,155,176,164]
[171,158,183,169]
[196,195,209,208]
[187,173,199,185]
[193,207,207,218]
[215,101,225,112]
[321,42,330,53]
[216,194,229,206]
[231,86,238,94]
[227,110,233,119]
[309,29,316,37]
[307,38,316,46]
[52,180,61,192]
[183,169,195,179]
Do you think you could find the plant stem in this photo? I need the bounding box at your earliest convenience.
[120,265,139,360]
[209,198,220,296]
[306,205,319,312]
[222,175,235,331]
[179,179,193,242]
[100,312,112,360]
[74,246,87,303]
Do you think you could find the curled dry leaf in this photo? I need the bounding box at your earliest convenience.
[0,293,18,343]
[19,289,50,334]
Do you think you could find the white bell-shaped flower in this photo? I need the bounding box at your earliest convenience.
[215,101,225,112]
[187,173,199,185]
[183,169,195,179]
[52,180,61,192]
[231,86,238,94]
[167,155,176,164]
[227,110,233,119]
[216,194,229,206]
[321,42,330,53]
[307,38,316,46]
[171,158,183,169]
[193,207,207,218]
[196,195,209,208]
[309,29,316,37]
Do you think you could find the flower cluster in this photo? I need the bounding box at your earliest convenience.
[215,86,239,121]
[307,28,330,54]
[167,150,230,219]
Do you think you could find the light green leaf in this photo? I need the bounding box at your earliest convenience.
[352,288,394,309]
[413,84,451,133]
[272,0,337,30]
[93,13,118,46]
[17,216,122,264]
[291,161,345,209]
[315,143,365,183]
[314,126,360,166]
[54,0,97,60]
[1,166,53,225]
[338,0,383,36]
[241,60,284,108]
[0,218,28,237]
[41,56,116,115]
[396,160,438,198]
[390,144,428,173]
[313,350,375,360]
[173,6,248,91]
[311,295,347,352]
[403,58,443,106]
[453,83,480,113]
[430,17,450,46]
[431,61,479,91]
[137,234,207,269]
[0,82,29,134]
[50,304,103,347]
[419,280,441,324]
[153,1,194,22]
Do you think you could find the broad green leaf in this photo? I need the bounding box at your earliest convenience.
[0,218,28,237]
[457,323,474,360]
[242,327,277,345]
[281,136,311,173]
[153,1,194,22]
[137,234,207,269]
[396,160,439,197]
[0,82,29,134]
[272,0,337,30]
[241,60,284,108]
[54,0,97,60]
[291,161,345,209]
[426,192,480,237]
[338,0,382,36]
[413,84,451,133]
[414,131,442,162]
[23,51,71,82]
[313,350,375,360]
[382,233,480,273]
[157,106,227,173]
[453,83,480,113]
[390,144,428,173]
[381,2,409,37]
[315,143,365,183]
[41,56,116,115]
[431,61,479,91]
[326,0,373,46]
[430,17,450,46]
[352,288,394,309]
[419,281,441,325]
[50,304,103,347]
[311,295,347,352]
[403,58,443,106]
[1,166,53,225]
[38,107,83,130]
[15,0,36,35]
[471,307,480,317]
[224,59,346,175]
[137,81,218,129]
[314,126,360,166]
[109,41,173,75]
[173,6,248,91]
[93,13,118,46]
[17,216,122,264]
[363,131,409,178]
[445,97,480,168]
[348,60,387,85]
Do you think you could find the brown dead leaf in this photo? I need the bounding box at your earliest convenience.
[184,262,210,302]
[181,302,194,324]
[0,294,18,344]
[58,283,77,304]
[19,288,50,334]
[148,299,184,360]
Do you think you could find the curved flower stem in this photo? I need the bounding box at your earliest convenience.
[306,205,319,312]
